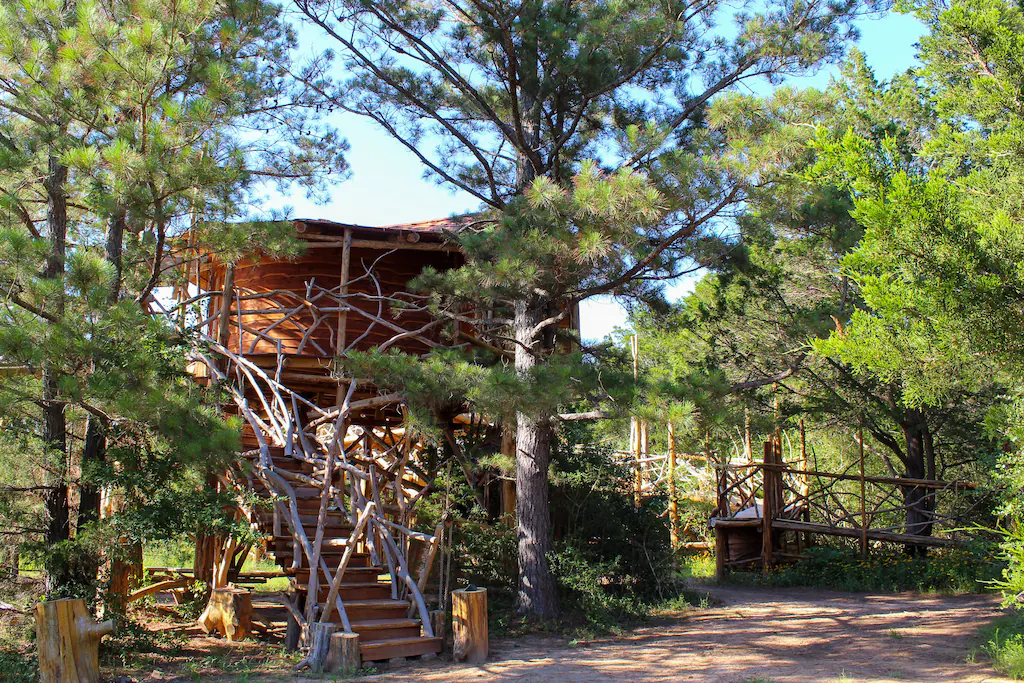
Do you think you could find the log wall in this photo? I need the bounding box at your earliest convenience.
[220,245,461,357]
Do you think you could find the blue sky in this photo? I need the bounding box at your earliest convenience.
[267,9,927,342]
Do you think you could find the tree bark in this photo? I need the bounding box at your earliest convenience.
[77,420,104,529]
[900,408,935,541]
[513,299,558,618]
[42,157,69,594]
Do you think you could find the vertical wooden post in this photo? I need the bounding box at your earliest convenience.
[797,419,808,553]
[334,228,353,521]
[761,441,774,573]
[216,262,235,349]
[667,423,679,556]
[858,425,868,559]
[744,407,752,462]
[631,334,642,508]
[640,418,649,497]
[452,587,488,664]
[714,523,728,581]
[335,227,353,357]
[500,426,516,523]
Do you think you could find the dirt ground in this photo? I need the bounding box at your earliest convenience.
[352,586,1012,683]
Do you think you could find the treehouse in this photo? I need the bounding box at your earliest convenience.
[178,216,489,665]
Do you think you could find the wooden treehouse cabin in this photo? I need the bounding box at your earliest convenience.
[178,216,484,663]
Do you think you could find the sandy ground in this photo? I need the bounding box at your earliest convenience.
[358,586,1013,683]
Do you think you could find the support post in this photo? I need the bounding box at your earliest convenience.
[36,599,115,683]
[452,587,488,664]
[667,422,679,557]
[761,441,775,573]
[859,425,868,559]
[715,525,727,581]
[430,609,448,653]
[500,426,516,523]
[631,334,642,508]
[744,407,752,462]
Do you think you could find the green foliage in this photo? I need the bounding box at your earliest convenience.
[748,544,1002,594]
[0,648,37,683]
[0,0,344,601]
[981,612,1024,679]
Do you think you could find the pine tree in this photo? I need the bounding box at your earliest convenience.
[0,0,346,597]
[295,0,883,616]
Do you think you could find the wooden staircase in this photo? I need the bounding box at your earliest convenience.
[245,437,442,662]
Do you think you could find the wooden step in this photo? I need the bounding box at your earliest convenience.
[302,582,392,601]
[256,511,351,527]
[328,599,409,622]
[292,566,384,584]
[271,548,371,564]
[360,635,442,662]
[350,618,422,643]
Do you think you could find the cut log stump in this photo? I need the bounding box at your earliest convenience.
[304,622,337,673]
[36,598,115,683]
[325,631,361,673]
[452,587,487,664]
[198,586,252,641]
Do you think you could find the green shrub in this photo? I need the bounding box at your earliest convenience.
[748,542,1001,593]
[981,612,1024,679]
[0,648,37,683]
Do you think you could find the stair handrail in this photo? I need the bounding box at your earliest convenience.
[317,501,376,632]
[371,517,435,638]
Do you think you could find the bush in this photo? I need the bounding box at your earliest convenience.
[981,612,1024,679]
[430,421,695,634]
[748,543,1001,593]
[0,648,37,683]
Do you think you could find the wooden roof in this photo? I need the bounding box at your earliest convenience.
[293,215,476,245]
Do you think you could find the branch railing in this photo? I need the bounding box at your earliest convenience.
[151,274,448,649]
[714,439,981,547]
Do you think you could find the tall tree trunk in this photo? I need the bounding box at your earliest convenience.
[42,156,69,594]
[513,299,558,618]
[78,212,124,533]
[77,421,104,529]
[900,408,935,540]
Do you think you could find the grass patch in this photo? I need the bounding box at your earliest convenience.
[980,611,1024,679]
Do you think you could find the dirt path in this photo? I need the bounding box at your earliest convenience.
[362,586,1012,683]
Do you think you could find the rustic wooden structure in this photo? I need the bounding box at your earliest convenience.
[452,587,488,664]
[710,431,982,578]
[158,216,574,664]
[36,599,115,683]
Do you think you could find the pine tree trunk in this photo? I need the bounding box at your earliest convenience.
[900,409,935,541]
[77,419,104,529]
[42,157,69,595]
[512,299,558,619]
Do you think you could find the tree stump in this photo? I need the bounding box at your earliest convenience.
[304,622,337,673]
[36,598,115,683]
[325,631,360,673]
[198,586,252,641]
[452,587,488,664]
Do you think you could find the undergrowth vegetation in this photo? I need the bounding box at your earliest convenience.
[728,544,1002,594]
[980,612,1024,679]
[420,422,707,638]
